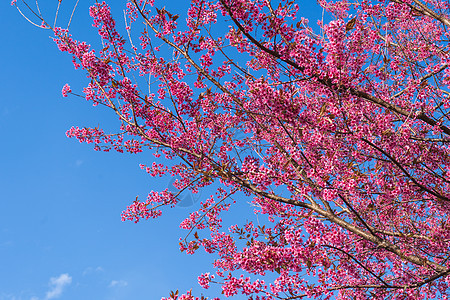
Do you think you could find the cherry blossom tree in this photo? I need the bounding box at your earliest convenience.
[15,0,450,298]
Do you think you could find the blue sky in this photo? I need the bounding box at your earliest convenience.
[0,1,323,299]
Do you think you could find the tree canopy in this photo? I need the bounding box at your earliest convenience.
[15,0,450,298]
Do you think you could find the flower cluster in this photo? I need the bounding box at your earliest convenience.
[61,84,71,97]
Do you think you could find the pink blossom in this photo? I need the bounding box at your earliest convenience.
[197,273,213,289]
[61,84,71,97]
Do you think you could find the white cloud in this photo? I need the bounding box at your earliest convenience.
[108,280,128,288]
[0,293,17,300]
[82,266,104,276]
[1,292,37,300]
[45,274,72,300]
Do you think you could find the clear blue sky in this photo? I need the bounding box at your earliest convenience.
[0,1,323,299]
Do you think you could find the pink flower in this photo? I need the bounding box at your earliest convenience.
[62,84,71,97]
[11,0,17,5]
[198,273,214,289]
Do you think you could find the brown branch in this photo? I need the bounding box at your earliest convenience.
[322,244,391,287]
[219,0,450,136]
[362,138,450,202]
